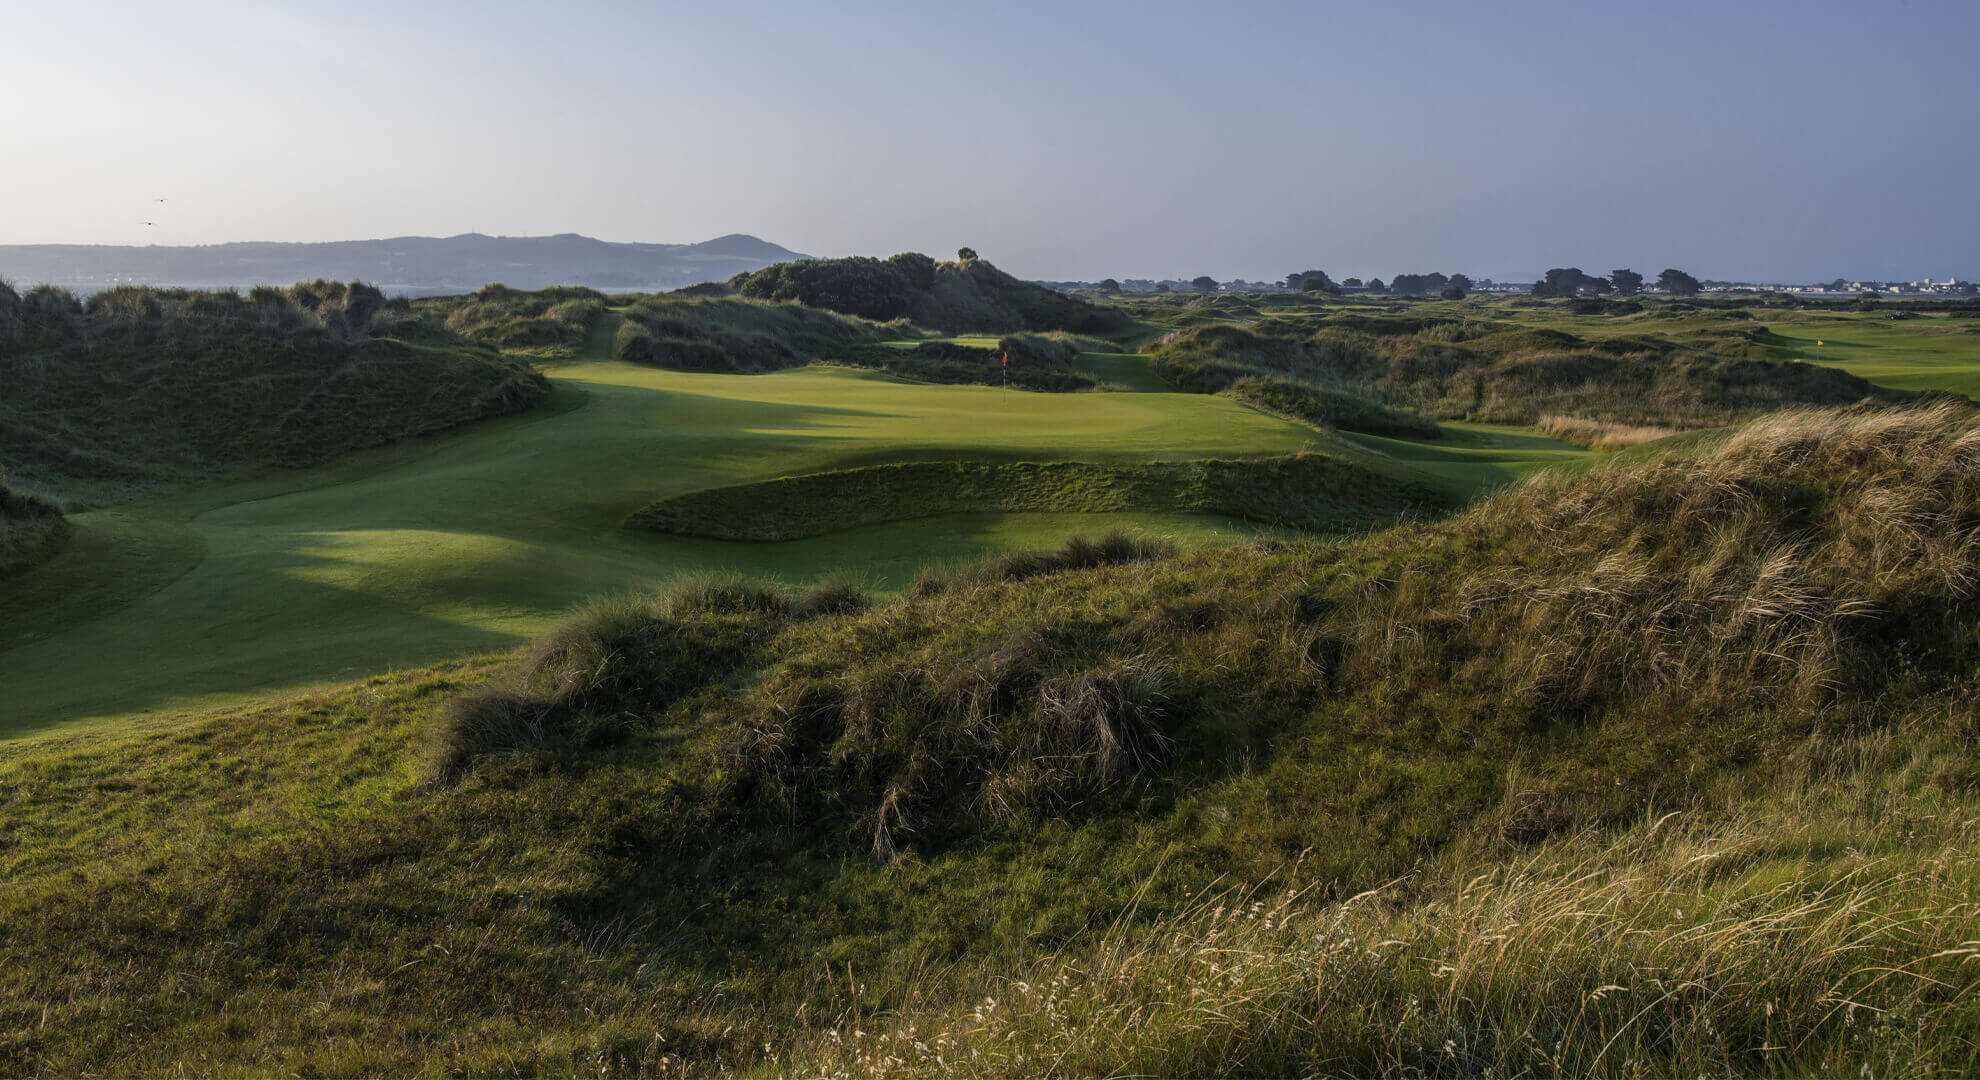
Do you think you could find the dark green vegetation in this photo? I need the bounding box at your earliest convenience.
[5,404,1979,1074]
[11,274,1980,1074]
[735,251,1127,333]
[0,467,66,576]
[417,283,608,357]
[627,454,1448,541]
[1149,314,1884,436]
[613,293,898,373]
[0,279,549,503]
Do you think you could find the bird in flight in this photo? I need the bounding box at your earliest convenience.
[139,221,156,226]
[154,198,167,203]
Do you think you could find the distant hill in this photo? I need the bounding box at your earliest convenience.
[0,233,810,296]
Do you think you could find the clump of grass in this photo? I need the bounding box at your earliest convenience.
[800,813,1980,1078]
[1537,413,1688,450]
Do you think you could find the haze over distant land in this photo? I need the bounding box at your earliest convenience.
[0,234,808,296]
[1,1,1975,282]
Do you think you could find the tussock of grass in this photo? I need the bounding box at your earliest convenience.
[1537,412,1687,450]
[803,813,1980,1077]
[625,456,1450,541]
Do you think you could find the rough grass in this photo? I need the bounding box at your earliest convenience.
[1227,375,1442,438]
[1148,317,1887,431]
[613,294,895,372]
[417,283,608,357]
[5,405,1980,1072]
[0,468,66,576]
[0,280,549,503]
[1537,412,1687,450]
[624,455,1452,540]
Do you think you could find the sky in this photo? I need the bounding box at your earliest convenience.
[2,0,1975,283]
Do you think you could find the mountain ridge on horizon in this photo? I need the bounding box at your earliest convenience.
[0,232,811,296]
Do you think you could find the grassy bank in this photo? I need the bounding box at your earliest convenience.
[2,403,1977,1074]
[626,454,1451,540]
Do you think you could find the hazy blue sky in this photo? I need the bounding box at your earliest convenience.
[3,0,1975,281]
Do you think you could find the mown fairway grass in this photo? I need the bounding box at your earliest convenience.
[8,349,1478,738]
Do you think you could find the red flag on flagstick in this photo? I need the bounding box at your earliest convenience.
[1001,351,1009,364]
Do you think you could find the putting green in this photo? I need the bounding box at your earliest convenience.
[0,360,1338,739]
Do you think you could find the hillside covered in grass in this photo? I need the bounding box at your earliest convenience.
[0,280,550,503]
[0,467,65,576]
[5,402,1978,1074]
[1149,312,1888,444]
[734,252,1128,334]
[415,283,608,357]
[626,453,1450,540]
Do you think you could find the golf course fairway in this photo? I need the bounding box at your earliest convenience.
[0,359,1331,739]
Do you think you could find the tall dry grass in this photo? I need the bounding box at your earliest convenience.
[800,811,1980,1078]
[1537,412,1687,450]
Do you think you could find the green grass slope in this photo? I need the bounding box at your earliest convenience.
[416,283,608,358]
[626,454,1451,541]
[0,468,66,576]
[0,280,550,504]
[2,404,1976,1074]
[0,356,1363,738]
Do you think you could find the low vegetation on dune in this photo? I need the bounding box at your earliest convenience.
[625,453,1450,540]
[417,283,608,357]
[613,295,1113,391]
[0,279,550,502]
[1149,314,1886,433]
[735,251,1129,334]
[879,333,1107,392]
[613,294,895,372]
[8,403,1980,1073]
[0,467,66,576]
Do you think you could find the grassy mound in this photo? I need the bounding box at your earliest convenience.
[417,283,607,357]
[0,280,550,502]
[613,294,894,372]
[624,454,1450,540]
[7,404,1980,1073]
[0,467,66,576]
[1151,317,1886,429]
[875,333,1101,391]
[1227,375,1442,437]
[737,253,1128,334]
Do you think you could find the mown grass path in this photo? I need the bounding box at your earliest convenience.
[1,360,1343,738]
